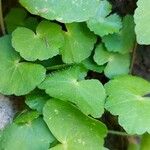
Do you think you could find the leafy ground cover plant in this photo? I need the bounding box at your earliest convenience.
[0,0,150,149]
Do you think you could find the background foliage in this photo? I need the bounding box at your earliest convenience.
[0,0,150,149]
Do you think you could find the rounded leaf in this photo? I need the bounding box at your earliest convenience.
[60,23,96,64]
[39,66,106,118]
[14,110,40,124]
[105,75,150,134]
[25,90,49,113]
[94,44,130,78]
[102,15,135,54]
[87,0,122,37]
[0,35,46,95]
[19,0,100,23]
[141,133,150,150]
[134,0,150,44]
[4,8,38,33]
[43,99,107,150]
[0,117,55,150]
[81,58,105,73]
[12,21,64,61]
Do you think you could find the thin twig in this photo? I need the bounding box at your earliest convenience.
[0,0,6,35]
[130,42,138,74]
[108,130,133,137]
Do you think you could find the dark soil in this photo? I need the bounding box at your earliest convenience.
[132,45,150,81]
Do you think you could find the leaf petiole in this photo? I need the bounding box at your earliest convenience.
[46,64,72,71]
[108,130,134,137]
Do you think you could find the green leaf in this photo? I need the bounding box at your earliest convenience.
[0,117,55,150]
[12,21,64,61]
[105,75,150,134]
[25,89,50,113]
[60,23,96,64]
[19,0,100,23]
[134,0,150,44]
[128,140,139,150]
[0,35,46,96]
[39,66,106,118]
[4,8,38,33]
[14,110,40,124]
[102,15,135,54]
[141,133,150,150]
[87,0,122,37]
[94,44,130,78]
[81,57,105,73]
[43,99,107,150]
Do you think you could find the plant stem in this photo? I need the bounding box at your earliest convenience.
[108,130,133,136]
[130,42,137,74]
[0,0,5,35]
[46,64,72,71]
